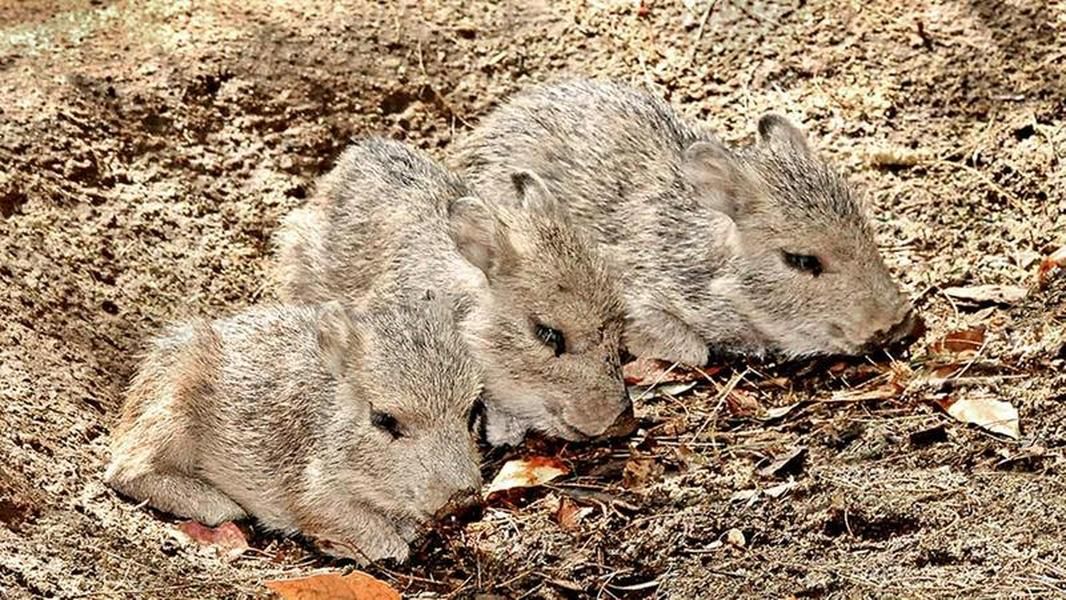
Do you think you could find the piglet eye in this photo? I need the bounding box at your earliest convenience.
[371,410,404,439]
[467,396,487,437]
[535,323,565,357]
[783,252,823,276]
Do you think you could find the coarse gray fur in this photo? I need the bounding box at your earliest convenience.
[105,300,482,564]
[454,79,916,365]
[275,138,632,446]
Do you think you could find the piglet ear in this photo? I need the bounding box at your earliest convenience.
[448,195,511,279]
[511,170,568,222]
[757,113,812,157]
[682,138,757,221]
[316,301,361,377]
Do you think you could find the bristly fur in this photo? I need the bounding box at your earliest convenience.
[454,79,914,365]
[275,138,630,446]
[105,301,483,565]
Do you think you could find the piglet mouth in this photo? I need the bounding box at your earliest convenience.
[862,311,926,353]
[553,410,637,442]
[554,421,593,442]
[545,408,594,441]
[433,491,484,524]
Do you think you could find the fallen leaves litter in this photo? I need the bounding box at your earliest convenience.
[830,381,903,402]
[174,521,248,562]
[1037,245,1066,287]
[554,496,593,531]
[266,571,400,600]
[627,380,698,400]
[937,396,1020,439]
[622,357,700,385]
[764,479,798,499]
[486,456,569,495]
[933,326,986,354]
[724,528,746,547]
[725,389,762,417]
[762,402,801,421]
[942,284,1028,306]
[758,446,807,478]
[731,479,799,507]
[622,454,665,489]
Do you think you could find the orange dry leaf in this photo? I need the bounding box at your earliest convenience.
[725,389,762,417]
[1037,245,1066,287]
[486,456,569,495]
[266,571,400,600]
[933,326,986,354]
[554,496,593,531]
[174,521,248,562]
[622,454,665,489]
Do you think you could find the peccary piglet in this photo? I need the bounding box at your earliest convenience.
[105,300,483,564]
[275,138,631,446]
[455,80,918,366]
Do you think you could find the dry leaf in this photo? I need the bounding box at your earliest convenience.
[486,456,569,495]
[622,454,665,489]
[933,326,986,354]
[764,479,798,499]
[830,382,903,402]
[761,402,801,421]
[622,357,719,388]
[554,496,593,531]
[266,571,400,600]
[174,521,248,562]
[730,488,759,504]
[943,285,1028,306]
[758,446,807,477]
[725,389,761,417]
[627,380,698,400]
[724,528,746,547]
[656,417,688,437]
[1037,245,1066,287]
[937,396,1020,439]
[674,443,705,468]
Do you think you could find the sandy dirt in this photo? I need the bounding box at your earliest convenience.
[1,0,1064,598]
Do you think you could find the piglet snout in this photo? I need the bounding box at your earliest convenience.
[434,488,483,522]
[601,402,638,438]
[868,309,925,350]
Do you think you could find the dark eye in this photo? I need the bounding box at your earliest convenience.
[467,396,487,437]
[535,323,565,357]
[371,410,404,439]
[783,252,823,276]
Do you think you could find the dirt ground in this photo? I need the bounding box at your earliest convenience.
[1,0,1064,598]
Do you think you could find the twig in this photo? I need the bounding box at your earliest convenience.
[686,0,719,66]
[632,360,682,403]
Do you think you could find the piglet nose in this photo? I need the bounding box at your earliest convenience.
[869,308,924,349]
[434,488,483,522]
[601,400,638,438]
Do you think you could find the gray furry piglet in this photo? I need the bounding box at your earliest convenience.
[455,80,918,366]
[105,300,483,564]
[275,138,632,447]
